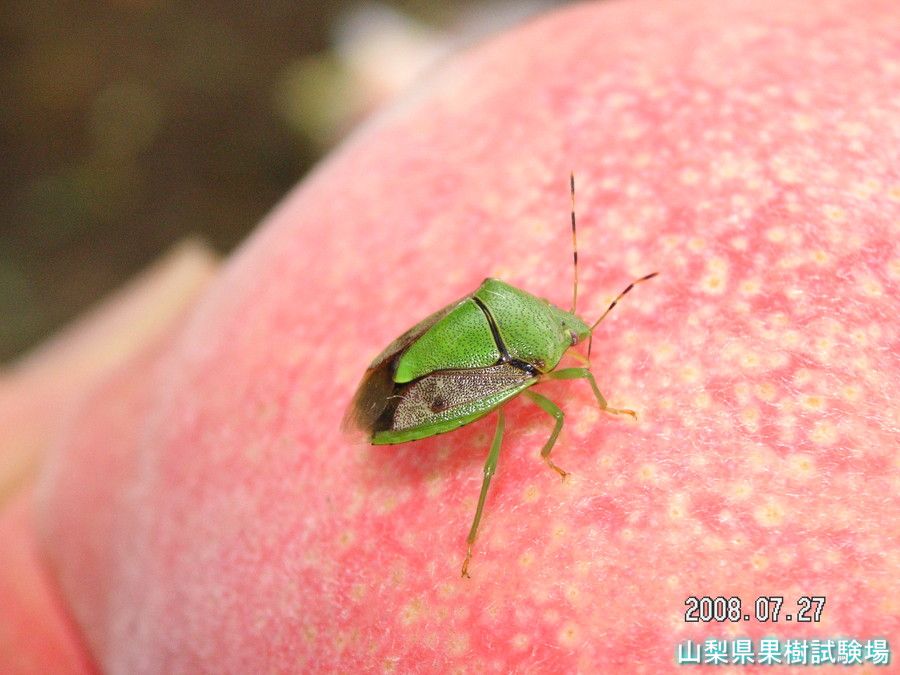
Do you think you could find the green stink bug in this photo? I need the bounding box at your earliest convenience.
[343,175,656,577]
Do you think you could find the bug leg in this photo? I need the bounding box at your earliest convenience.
[545,367,637,419]
[461,408,505,578]
[524,390,568,480]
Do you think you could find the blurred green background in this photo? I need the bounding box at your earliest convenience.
[1,0,558,363]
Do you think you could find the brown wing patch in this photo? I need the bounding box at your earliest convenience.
[341,356,397,437]
[388,364,535,432]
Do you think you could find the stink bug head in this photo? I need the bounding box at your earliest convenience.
[546,302,592,347]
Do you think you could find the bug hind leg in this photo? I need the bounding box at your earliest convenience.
[545,367,638,419]
[524,390,568,480]
[461,408,505,578]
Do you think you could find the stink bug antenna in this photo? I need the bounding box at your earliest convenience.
[570,172,578,314]
[587,272,659,358]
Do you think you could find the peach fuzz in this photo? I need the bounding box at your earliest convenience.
[6,0,900,672]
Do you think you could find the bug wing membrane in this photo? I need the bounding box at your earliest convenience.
[342,293,471,438]
[340,356,396,438]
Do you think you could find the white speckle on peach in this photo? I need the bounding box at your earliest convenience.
[668,494,689,521]
[810,420,839,445]
[700,273,727,294]
[551,522,568,541]
[859,277,884,297]
[770,154,802,183]
[400,597,425,625]
[622,224,645,241]
[745,445,776,472]
[376,493,399,515]
[838,120,867,138]
[679,168,701,185]
[694,392,712,409]
[810,249,830,265]
[708,257,728,274]
[574,405,599,435]
[447,633,469,658]
[654,342,675,363]
[851,177,882,198]
[739,278,761,295]
[765,226,786,243]
[350,583,366,602]
[425,472,444,499]
[660,234,681,250]
[523,485,540,503]
[841,385,862,403]
[387,563,407,587]
[754,499,786,527]
[543,608,561,625]
[739,351,761,370]
[851,355,872,375]
[820,166,841,184]
[823,204,847,222]
[813,336,835,359]
[435,582,455,601]
[750,552,769,571]
[888,258,900,280]
[740,406,760,430]
[631,152,652,168]
[637,463,660,484]
[790,112,816,131]
[558,621,581,648]
[688,236,706,251]
[510,634,529,651]
[800,394,826,411]
[563,584,582,606]
[780,330,801,349]
[595,452,617,471]
[765,351,789,369]
[754,382,777,402]
[771,312,790,328]
[777,415,798,443]
[786,453,816,481]
[779,254,807,270]
[734,381,751,403]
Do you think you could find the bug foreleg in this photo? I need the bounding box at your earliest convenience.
[545,367,637,419]
[461,408,505,578]
[524,390,568,480]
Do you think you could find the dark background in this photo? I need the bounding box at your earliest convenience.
[1,0,558,362]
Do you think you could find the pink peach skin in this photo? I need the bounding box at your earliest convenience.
[5,0,900,672]
[0,242,216,673]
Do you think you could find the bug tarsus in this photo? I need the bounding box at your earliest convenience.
[461,544,473,578]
